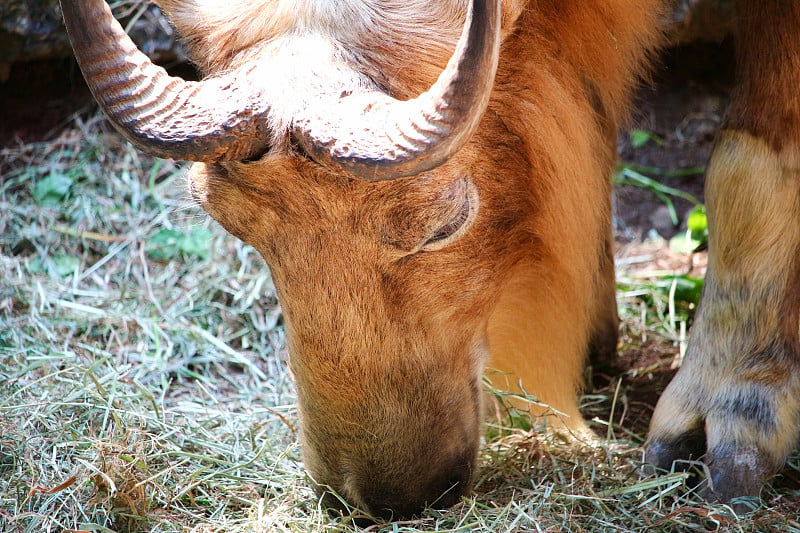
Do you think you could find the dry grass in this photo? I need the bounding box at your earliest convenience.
[1,78,799,533]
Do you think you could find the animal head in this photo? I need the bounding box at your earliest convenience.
[61,0,553,519]
[188,140,536,517]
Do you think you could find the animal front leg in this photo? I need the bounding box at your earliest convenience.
[645,0,800,503]
[645,130,800,503]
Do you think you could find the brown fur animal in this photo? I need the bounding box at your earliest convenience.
[60,0,799,520]
[645,0,800,505]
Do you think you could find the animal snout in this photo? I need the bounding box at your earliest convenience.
[326,454,473,522]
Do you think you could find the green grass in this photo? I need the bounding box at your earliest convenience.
[1,112,799,532]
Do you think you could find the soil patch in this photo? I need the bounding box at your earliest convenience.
[616,40,734,241]
[0,59,91,145]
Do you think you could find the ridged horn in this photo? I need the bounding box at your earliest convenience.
[62,0,500,177]
[60,0,273,162]
[293,0,502,180]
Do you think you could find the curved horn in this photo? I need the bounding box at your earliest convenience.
[293,0,502,180]
[62,0,500,174]
[60,0,272,161]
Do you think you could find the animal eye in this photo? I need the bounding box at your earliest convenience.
[420,187,476,251]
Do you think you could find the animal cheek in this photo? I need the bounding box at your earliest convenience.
[188,165,272,244]
[208,207,260,244]
[188,164,238,222]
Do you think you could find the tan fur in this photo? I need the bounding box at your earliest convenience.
[481,1,659,434]
[706,132,800,306]
[156,0,466,96]
[181,0,663,516]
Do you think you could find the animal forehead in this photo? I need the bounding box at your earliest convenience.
[224,156,469,221]
[155,0,470,75]
[157,0,469,39]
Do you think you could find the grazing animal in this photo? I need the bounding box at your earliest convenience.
[61,0,800,519]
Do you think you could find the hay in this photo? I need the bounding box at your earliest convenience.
[1,102,798,533]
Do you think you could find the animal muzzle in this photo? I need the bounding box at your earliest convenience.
[322,449,475,522]
[300,390,482,521]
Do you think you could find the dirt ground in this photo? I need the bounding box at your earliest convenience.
[617,40,733,240]
[0,59,89,144]
[622,40,733,231]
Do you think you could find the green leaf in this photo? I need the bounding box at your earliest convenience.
[669,231,703,255]
[686,205,707,234]
[51,254,80,277]
[146,229,183,261]
[614,166,702,207]
[629,129,665,149]
[28,254,79,277]
[506,409,532,431]
[32,172,74,206]
[27,257,46,275]
[670,205,708,254]
[655,275,704,306]
[629,130,652,148]
[178,227,214,259]
[146,227,213,261]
